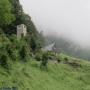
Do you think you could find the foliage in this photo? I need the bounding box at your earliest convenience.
[41,52,49,67]
[9,0,23,24]
[35,51,43,61]
[64,57,69,63]
[0,55,90,90]
[0,34,31,68]
[0,53,9,69]
[56,54,61,63]
[19,44,30,62]
[0,35,10,69]
[30,36,37,52]
[1,0,44,51]
[0,0,15,27]
[0,0,44,69]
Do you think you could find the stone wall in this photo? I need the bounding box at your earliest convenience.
[17,24,27,39]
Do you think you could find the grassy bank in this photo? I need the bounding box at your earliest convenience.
[0,55,90,90]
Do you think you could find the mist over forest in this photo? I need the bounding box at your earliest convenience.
[20,0,90,47]
[45,34,90,60]
[20,0,90,60]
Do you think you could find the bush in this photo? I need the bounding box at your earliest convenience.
[35,51,43,61]
[0,32,33,69]
[6,44,17,61]
[64,57,69,64]
[0,53,10,69]
[0,35,11,69]
[0,28,4,34]
[30,36,37,52]
[57,58,61,63]
[19,45,30,62]
[35,53,42,61]
[41,52,49,67]
[56,54,61,63]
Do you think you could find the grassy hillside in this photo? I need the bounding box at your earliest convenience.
[1,1,90,90]
[0,54,90,90]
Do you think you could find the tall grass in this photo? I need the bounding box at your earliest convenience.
[0,55,90,90]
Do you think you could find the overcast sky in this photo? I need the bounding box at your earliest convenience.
[20,0,90,46]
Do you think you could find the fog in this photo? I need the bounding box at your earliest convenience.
[20,0,90,47]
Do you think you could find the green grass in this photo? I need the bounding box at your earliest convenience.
[0,54,90,90]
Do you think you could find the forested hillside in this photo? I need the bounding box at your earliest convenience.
[0,0,90,90]
[0,0,43,45]
[0,0,44,69]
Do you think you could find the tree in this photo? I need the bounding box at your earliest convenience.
[30,36,37,52]
[41,52,49,67]
[9,0,23,24]
[0,0,15,27]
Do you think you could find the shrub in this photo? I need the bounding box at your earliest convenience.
[56,54,61,63]
[0,28,4,34]
[57,58,61,63]
[64,57,69,64]
[6,44,17,61]
[19,45,30,62]
[41,52,49,67]
[30,36,37,52]
[0,53,9,69]
[0,35,10,69]
[35,53,42,61]
[35,51,43,61]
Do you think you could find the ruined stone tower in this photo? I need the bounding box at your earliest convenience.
[17,24,27,39]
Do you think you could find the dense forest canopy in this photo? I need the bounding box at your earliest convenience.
[0,0,44,69]
[0,0,15,26]
[0,0,43,48]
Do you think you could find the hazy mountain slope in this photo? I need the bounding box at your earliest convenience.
[45,35,90,60]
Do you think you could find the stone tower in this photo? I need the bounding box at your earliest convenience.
[17,24,27,39]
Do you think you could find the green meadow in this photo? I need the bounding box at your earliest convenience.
[0,54,90,90]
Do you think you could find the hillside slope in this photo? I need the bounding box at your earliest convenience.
[0,55,90,90]
[45,35,90,60]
